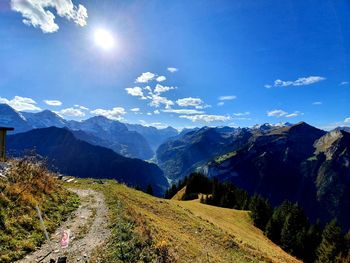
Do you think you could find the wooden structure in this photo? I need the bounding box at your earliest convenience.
[0,127,14,162]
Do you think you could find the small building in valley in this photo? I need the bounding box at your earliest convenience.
[0,127,14,161]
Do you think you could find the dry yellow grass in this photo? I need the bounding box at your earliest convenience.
[177,199,301,263]
[171,186,186,200]
[81,181,301,263]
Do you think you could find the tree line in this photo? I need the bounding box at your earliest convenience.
[164,173,350,262]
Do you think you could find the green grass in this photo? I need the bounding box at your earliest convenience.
[74,179,300,263]
[0,159,80,262]
[214,151,237,164]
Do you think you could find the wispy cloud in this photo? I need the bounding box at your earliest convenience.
[217,102,225,106]
[265,76,325,88]
[345,117,350,123]
[285,111,303,118]
[90,107,126,121]
[125,87,146,99]
[130,108,140,112]
[135,72,156,83]
[74,104,89,110]
[149,94,174,109]
[0,96,41,111]
[163,109,204,115]
[233,112,250,116]
[312,101,322,105]
[267,109,288,117]
[44,99,62,106]
[10,0,88,33]
[154,84,176,95]
[179,114,230,123]
[58,107,85,117]
[267,109,302,118]
[156,76,166,82]
[218,95,237,101]
[176,97,204,107]
[167,67,178,73]
[340,81,349,86]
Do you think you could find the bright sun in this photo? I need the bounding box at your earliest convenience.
[93,28,115,50]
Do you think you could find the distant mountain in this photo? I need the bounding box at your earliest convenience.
[198,122,350,229]
[0,104,31,133]
[22,110,67,128]
[7,127,168,196]
[125,123,178,151]
[156,126,252,181]
[0,104,178,160]
[334,126,350,133]
[67,116,154,160]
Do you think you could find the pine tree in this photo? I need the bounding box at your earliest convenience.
[146,184,154,196]
[249,194,272,230]
[280,204,308,256]
[265,200,294,243]
[316,219,343,263]
[303,221,322,263]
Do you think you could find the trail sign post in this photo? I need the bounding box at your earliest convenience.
[0,127,14,162]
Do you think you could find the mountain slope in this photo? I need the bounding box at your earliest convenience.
[7,127,168,195]
[67,116,154,159]
[22,110,66,128]
[0,104,31,133]
[126,123,178,151]
[156,126,252,181]
[83,180,301,263]
[201,122,350,229]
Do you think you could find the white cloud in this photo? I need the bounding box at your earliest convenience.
[131,108,140,112]
[270,76,325,87]
[285,111,303,118]
[267,109,303,118]
[147,112,152,116]
[10,0,88,33]
[90,107,126,121]
[0,96,41,111]
[218,95,237,101]
[233,112,250,116]
[154,84,176,94]
[59,107,85,117]
[312,101,322,105]
[176,97,204,107]
[149,94,174,109]
[125,87,146,99]
[139,120,168,129]
[135,72,156,83]
[74,104,89,110]
[167,67,178,73]
[267,109,288,117]
[153,110,160,114]
[264,84,272,89]
[217,102,225,106]
[344,117,350,123]
[340,81,349,86]
[179,114,230,123]
[163,109,204,115]
[43,99,62,106]
[156,76,166,82]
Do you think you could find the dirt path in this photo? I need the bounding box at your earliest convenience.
[18,189,110,263]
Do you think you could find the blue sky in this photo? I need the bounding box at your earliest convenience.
[0,0,349,129]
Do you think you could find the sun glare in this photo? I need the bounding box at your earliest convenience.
[93,28,115,50]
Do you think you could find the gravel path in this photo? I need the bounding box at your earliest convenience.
[18,188,110,263]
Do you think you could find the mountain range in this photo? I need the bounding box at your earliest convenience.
[7,126,168,196]
[0,103,178,160]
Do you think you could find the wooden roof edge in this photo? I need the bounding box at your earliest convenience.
[0,127,15,131]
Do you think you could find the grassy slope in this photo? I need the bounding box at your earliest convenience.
[78,180,300,263]
[0,159,80,262]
